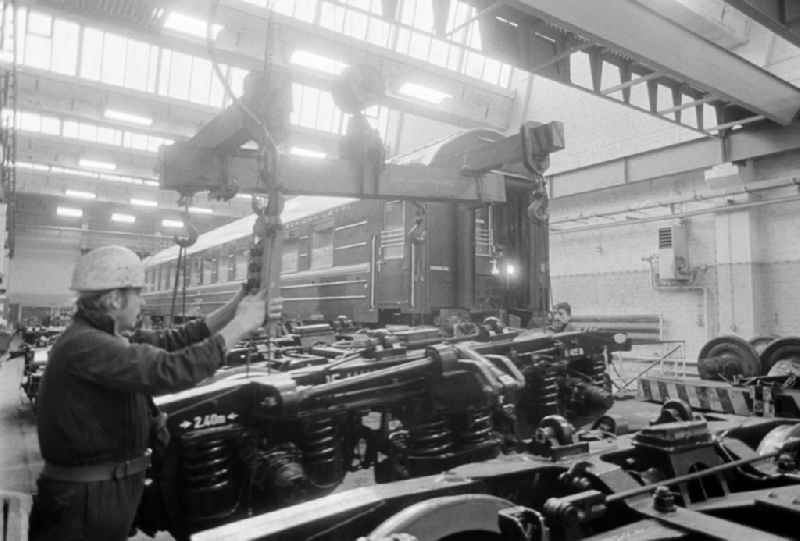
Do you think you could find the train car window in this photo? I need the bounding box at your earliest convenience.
[282,240,298,273]
[297,236,311,271]
[381,200,405,260]
[475,207,492,257]
[204,255,217,284]
[311,229,333,269]
[168,265,175,290]
[162,265,169,291]
[162,265,170,291]
[191,257,201,286]
[227,252,236,282]
[236,250,247,280]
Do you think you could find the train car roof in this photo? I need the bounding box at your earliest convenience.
[144,195,355,266]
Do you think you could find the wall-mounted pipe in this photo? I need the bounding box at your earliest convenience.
[643,255,711,339]
[554,188,800,234]
[551,175,800,228]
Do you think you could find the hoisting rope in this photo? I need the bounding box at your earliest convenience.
[168,201,198,327]
[208,0,283,374]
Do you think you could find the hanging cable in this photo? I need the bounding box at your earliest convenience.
[168,201,198,327]
[208,0,284,375]
[168,245,183,325]
[206,0,275,153]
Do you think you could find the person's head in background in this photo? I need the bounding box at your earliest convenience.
[550,301,572,332]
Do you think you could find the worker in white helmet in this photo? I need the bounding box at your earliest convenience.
[29,245,274,541]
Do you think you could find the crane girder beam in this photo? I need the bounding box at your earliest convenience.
[161,145,508,203]
[503,0,800,125]
[160,88,565,203]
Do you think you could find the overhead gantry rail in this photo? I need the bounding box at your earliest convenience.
[467,0,800,133]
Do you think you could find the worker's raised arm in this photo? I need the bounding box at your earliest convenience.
[130,319,214,351]
[67,289,268,395]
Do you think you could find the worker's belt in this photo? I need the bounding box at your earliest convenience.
[42,452,150,482]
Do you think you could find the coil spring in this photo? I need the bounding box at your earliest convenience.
[301,416,343,490]
[590,356,608,390]
[181,434,237,519]
[459,407,494,446]
[537,365,560,417]
[409,414,455,456]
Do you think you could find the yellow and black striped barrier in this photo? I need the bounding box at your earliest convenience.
[638,375,752,415]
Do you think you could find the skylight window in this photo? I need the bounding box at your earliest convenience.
[397,82,451,104]
[163,11,223,40]
[79,158,116,171]
[104,109,153,126]
[290,147,327,159]
[290,50,348,75]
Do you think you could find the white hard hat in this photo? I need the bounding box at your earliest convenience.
[70,245,146,292]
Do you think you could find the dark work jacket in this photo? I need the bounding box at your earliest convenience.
[37,311,225,467]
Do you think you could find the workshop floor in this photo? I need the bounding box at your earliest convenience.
[0,353,662,540]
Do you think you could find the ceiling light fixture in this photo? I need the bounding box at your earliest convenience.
[111,212,136,224]
[289,146,327,159]
[130,198,158,207]
[56,206,83,218]
[188,206,213,215]
[65,189,96,200]
[104,109,153,126]
[79,158,116,171]
[397,82,452,104]
[289,50,348,75]
[161,218,184,229]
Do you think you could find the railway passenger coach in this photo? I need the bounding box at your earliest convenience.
[142,128,550,326]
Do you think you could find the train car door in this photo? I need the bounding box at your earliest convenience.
[375,200,407,307]
[424,202,456,311]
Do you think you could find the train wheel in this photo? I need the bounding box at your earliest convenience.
[750,335,778,357]
[697,335,760,380]
[760,337,800,376]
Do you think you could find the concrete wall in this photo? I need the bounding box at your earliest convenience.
[755,201,800,336]
[8,229,81,308]
[7,226,172,317]
[551,214,718,360]
[549,149,800,362]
